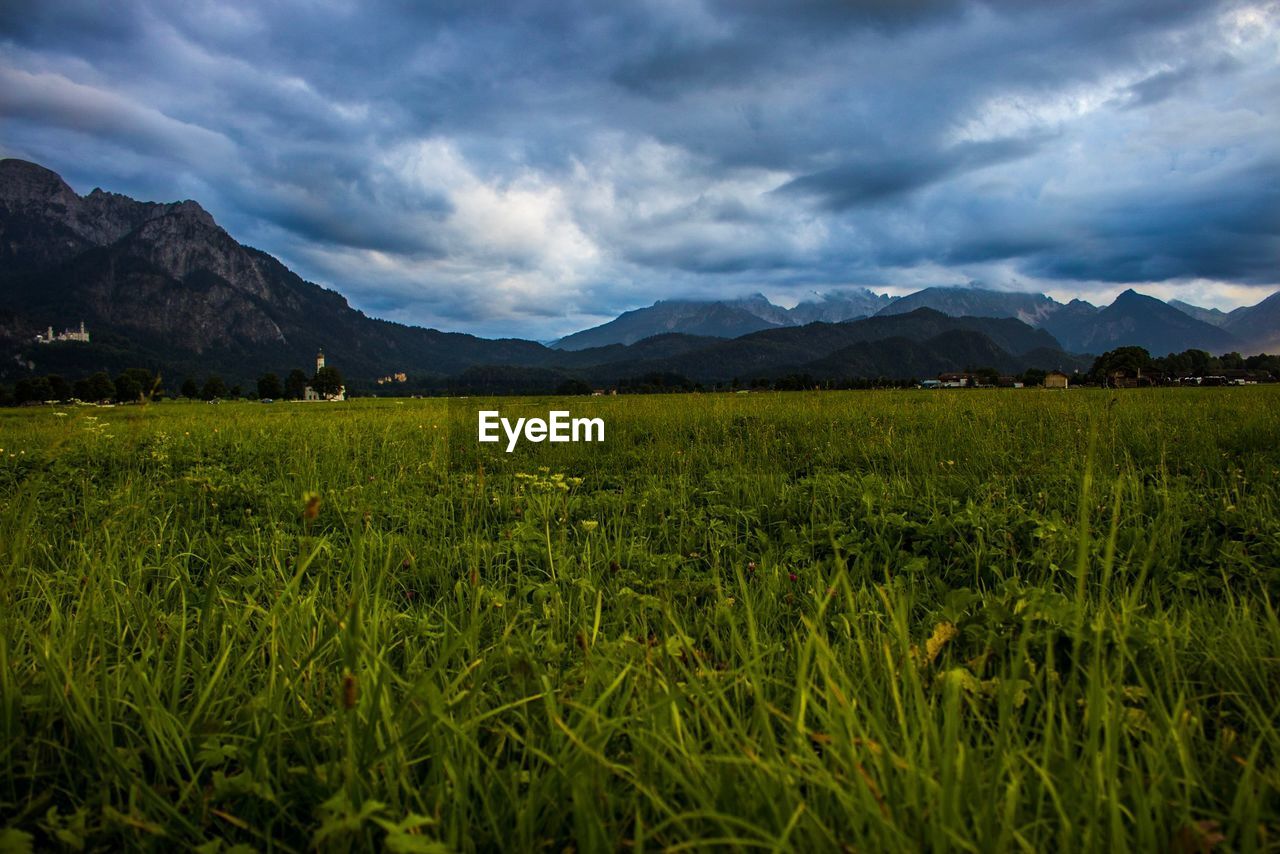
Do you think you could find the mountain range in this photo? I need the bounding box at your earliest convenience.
[558,284,1278,356]
[1,158,1276,394]
[552,289,896,349]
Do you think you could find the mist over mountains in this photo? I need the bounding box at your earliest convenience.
[1,158,1276,393]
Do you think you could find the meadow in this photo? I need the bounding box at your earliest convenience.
[0,388,1278,852]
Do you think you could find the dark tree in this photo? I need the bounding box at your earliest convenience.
[14,377,52,404]
[1160,349,1214,376]
[1089,347,1152,384]
[555,378,593,395]
[257,373,283,400]
[114,373,143,403]
[618,372,696,393]
[46,375,71,401]
[285,369,309,400]
[228,385,242,399]
[773,373,817,391]
[1021,368,1048,387]
[118,368,158,401]
[86,372,115,402]
[311,365,344,398]
[72,378,92,401]
[181,378,200,399]
[1244,354,1280,376]
[967,367,1001,387]
[201,375,228,401]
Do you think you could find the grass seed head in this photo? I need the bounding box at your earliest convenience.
[341,670,358,710]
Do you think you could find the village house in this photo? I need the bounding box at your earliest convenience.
[1044,371,1070,389]
[938,372,972,388]
[1106,368,1160,388]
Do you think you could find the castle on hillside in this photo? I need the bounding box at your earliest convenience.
[35,322,90,344]
[303,349,345,401]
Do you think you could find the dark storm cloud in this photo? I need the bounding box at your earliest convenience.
[1024,158,1280,284]
[1,0,1276,336]
[1121,67,1202,109]
[775,137,1045,210]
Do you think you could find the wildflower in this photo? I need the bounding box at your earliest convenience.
[580,520,599,532]
[788,571,798,582]
[302,492,322,521]
[924,622,958,664]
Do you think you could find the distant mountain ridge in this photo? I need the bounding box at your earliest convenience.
[1218,291,1280,353]
[546,308,1084,384]
[1043,289,1241,356]
[552,297,785,350]
[876,286,1061,327]
[555,284,1277,356]
[1168,300,1230,328]
[870,285,1253,355]
[553,288,897,350]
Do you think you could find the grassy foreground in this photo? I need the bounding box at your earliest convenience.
[1,389,1278,851]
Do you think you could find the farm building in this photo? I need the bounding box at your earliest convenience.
[1044,372,1070,389]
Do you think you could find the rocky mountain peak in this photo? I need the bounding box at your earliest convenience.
[0,158,80,207]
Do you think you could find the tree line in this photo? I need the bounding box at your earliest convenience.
[1,364,345,405]
[1087,347,1280,384]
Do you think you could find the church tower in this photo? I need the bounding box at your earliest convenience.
[316,349,325,373]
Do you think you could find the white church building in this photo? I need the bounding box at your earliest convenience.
[303,349,345,401]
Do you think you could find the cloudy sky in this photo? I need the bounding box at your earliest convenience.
[2,0,1277,339]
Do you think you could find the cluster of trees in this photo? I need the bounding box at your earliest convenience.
[1088,347,1280,384]
[177,376,244,401]
[3,369,162,405]
[1,362,345,406]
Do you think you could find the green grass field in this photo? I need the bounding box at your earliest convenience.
[1,389,1278,851]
